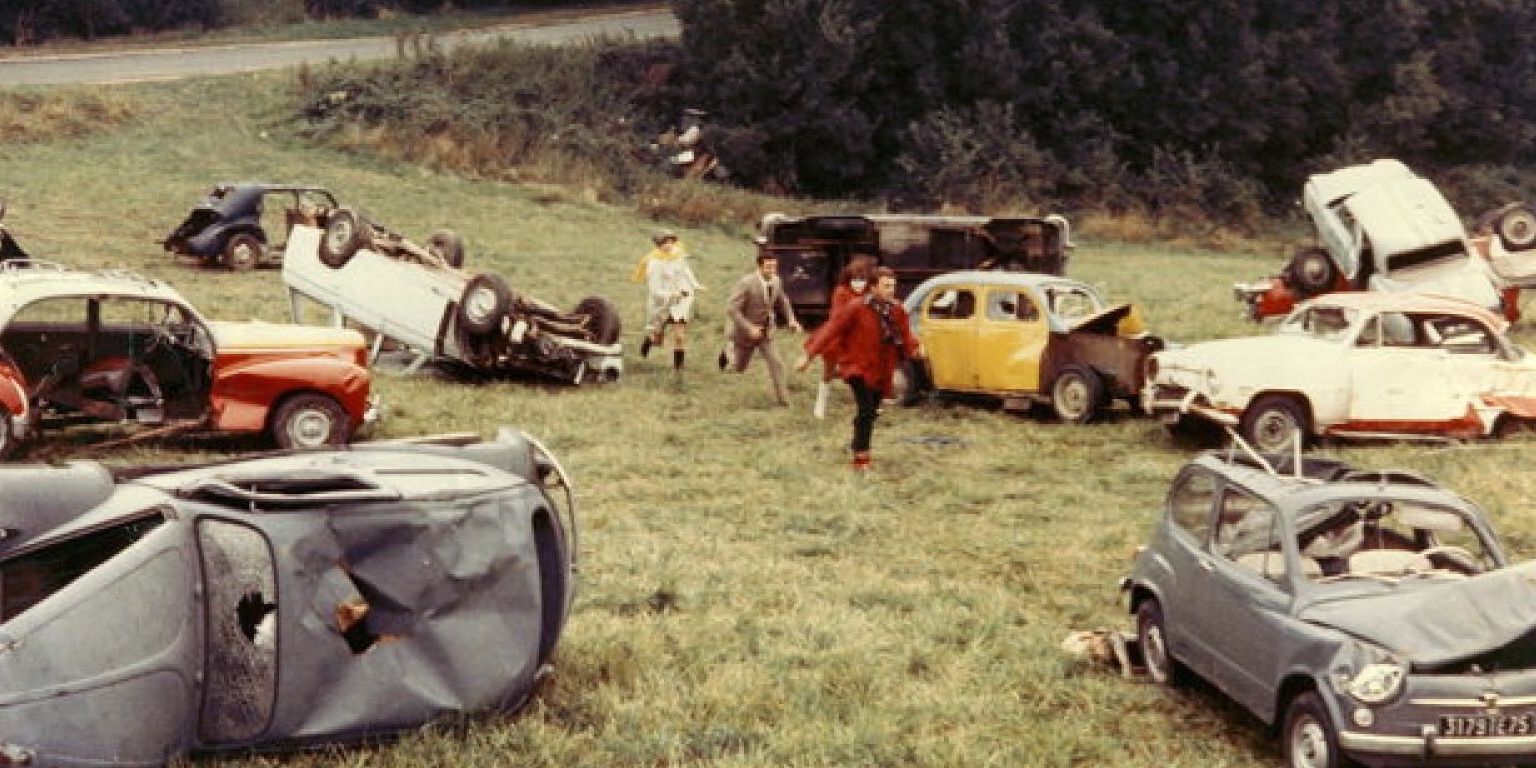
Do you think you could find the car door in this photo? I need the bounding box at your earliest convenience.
[915,286,979,390]
[972,287,1048,393]
[1154,467,1220,676]
[0,507,202,765]
[1348,312,1494,428]
[1195,485,1288,715]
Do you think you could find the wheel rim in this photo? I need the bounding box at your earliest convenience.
[1251,409,1298,452]
[1298,257,1329,285]
[325,219,354,253]
[1505,211,1536,246]
[464,287,498,325]
[286,407,334,448]
[1290,717,1329,768]
[1142,620,1170,683]
[1056,376,1090,419]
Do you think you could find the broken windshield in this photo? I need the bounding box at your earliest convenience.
[1294,498,1494,588]
[1277,305,1358,342]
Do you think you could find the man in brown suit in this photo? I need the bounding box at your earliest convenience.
[724,252,802,404]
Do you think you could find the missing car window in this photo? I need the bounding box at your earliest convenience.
[1,512,166,622]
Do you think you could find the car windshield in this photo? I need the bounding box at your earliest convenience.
[1042,285,1104,322]
[1293,497,1496,588]
[1276,305,1358,342]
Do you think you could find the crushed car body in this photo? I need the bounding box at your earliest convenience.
[164,183,340,271]
[1122,450,1536,768]
[898,271,1162,422]
[760,212,1072,326]
[0,429,576,766]
[1234,159,1507,322]
[0,261,376,457]
[283,209,622,383]
[1143,291,1536,451]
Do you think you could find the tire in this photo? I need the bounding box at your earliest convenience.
[1241,394,1311,454]
[0,406,16,460]
[1282,691,1345,768]
[1051,365,1103,424]
[1497,205,1536,252]
[320,207,364,268]
[458,273,513,337]
[427,229,465,268]
[1135,599,1183,687]
[1495,415,1536,440]
[573,295,622,345]
[891,359,925,407]
[223,233,263,272]
[1288,247,1338,296]
[270,393,350,449]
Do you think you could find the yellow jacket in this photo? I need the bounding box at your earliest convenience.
[632,242,689,282]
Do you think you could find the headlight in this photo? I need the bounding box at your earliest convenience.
[1347,663,1405,704]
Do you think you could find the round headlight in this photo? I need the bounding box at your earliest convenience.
[1347,663,1405,704]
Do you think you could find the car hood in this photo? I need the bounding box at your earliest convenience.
[1157,333,1330,369]
[1299,561,1536,667]
[1069,303,1143,336]
[210,320,366,351]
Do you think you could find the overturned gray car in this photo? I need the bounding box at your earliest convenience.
[0,430,577,766]
[1124,450,1536,768]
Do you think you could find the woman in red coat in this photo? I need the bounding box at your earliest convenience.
[812,254,876,419]
[798,267,922,470]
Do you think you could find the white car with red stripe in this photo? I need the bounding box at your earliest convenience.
[1143,292,1536,450]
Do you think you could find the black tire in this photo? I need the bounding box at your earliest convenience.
[223,233,263,272]
[1241,394,1311,454]
[1282,691,1345,768]
[1288,247,1338,296]
[320,208,364,268]
[458,273,513,337]
[1166,415,1223,447]
[1497,205,1536,252]
[1135,599,1184,687]
[428,229,465,268]
[0,405,16,459]
[891,359,926,407]
[573,295,622,345]
[1051,365,1104,424]
[270,393,350,449]
[1495,415,1536,440]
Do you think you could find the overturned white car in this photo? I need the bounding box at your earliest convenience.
[283,209,622,383]
[1144,292,1536,451]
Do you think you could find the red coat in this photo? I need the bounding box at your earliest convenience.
[805,297,920,395]
[810,284,864,366]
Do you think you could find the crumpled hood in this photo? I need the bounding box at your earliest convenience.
[1070,303,1139,336]
[1299,560,1536,668]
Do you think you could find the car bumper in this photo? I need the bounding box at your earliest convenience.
[1141,385,1238,427]
[1342,729,1536,762]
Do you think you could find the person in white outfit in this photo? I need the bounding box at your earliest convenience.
[633,230,703,370]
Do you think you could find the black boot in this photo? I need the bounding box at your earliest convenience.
[640,337,652,358]
[673,349,686,370]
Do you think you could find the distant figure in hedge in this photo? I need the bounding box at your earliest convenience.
[811,254,876,419]
[724,251,802,404]
[797,267,922,471]
[632,229,702,370]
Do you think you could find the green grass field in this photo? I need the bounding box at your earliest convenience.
[5,75,1536,768]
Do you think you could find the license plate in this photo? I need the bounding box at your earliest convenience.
[1439,713,1535,737]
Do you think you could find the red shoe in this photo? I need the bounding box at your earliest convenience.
[851,451,872,471]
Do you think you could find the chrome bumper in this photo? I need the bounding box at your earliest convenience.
[1140,387,1239,427]
[1342,728,1536,758]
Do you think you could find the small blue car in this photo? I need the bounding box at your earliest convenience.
[163,183,338,271]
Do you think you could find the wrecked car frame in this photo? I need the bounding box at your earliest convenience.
[0,429,576,766]
[1123,451,1536,768]
[897,270,1162,422]
[163,183,340,272]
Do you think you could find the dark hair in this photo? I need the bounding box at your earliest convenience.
[839,254,876,285]
[875,266,896,281]
[756,251,779,265]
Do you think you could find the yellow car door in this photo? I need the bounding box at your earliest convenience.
[973,288,1049,393]
[917,286,980,390]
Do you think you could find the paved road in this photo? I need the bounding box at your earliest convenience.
[0,8,678,86]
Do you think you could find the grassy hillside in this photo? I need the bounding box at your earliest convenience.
[4,76,1536,768]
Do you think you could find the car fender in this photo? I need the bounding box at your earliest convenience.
[210,357,370,432]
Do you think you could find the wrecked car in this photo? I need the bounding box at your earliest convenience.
[1123,449,1536,768]
[0,429,575,766]
[1234,159,1505,322]
[164,183,341,271]
[283,210,622,383]
[897,271,1162,422]
[760,212,1072,326]
[0,261,376,457]
[1144,291,1536,452]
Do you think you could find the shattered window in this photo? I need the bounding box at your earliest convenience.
[1044,287,1101,322]
[1167,470,1216,543]
[198,519,278,743]
[0,512,166,622]
[1294,499,1495,579]
[1280,305,1357,342]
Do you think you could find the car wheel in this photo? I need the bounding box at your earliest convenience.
[1283,691,1345,768]
[891,359,926,407]
[1052,365,1103,424]
[428,229,465,268]
[0,406,16,459]
[572,295,622,346]
[1288,247,1338,296]
[224,233,263,272]
[1497,205,1536,252]
[1241,394,1310,453]
[1135,599,1183,687]
[270,393,350,449]
[458,273,513,337]
[320,207,365,268]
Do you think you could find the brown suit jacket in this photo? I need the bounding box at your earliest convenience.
[726,272,798,344]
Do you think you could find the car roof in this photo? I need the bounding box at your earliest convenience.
[1187,451,1474,515]
[0,263,195,320]
[1298,291,1506,329]
[908,269,1088,294]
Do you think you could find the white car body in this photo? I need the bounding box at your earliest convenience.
[1143,292,1536,448]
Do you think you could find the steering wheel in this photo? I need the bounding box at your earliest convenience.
[1421,544,1481,575]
